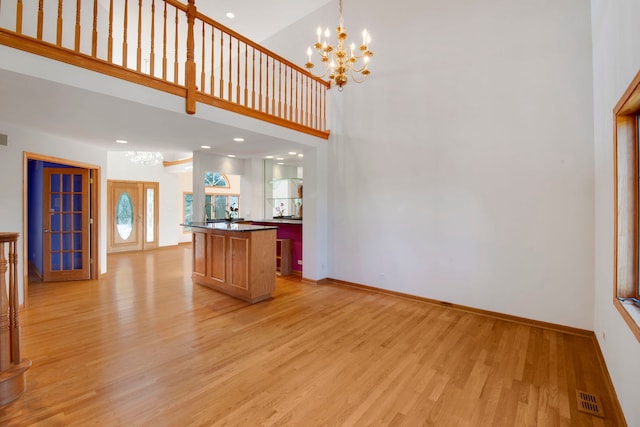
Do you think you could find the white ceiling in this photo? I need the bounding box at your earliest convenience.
[198,1,332,44]
[0,0,332,165]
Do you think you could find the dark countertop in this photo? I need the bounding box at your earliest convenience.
[182,222,278,232]
[251,218,303,225]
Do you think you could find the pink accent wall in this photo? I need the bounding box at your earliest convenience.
[252,221,302,272]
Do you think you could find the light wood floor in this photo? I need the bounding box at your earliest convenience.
[0,245,624,426]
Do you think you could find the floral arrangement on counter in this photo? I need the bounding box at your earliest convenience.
[226,203,239,219]
[275,202,285,218]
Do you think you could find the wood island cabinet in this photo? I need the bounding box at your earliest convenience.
[190,223,277,303]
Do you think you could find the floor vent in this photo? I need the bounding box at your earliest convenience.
[576,390,605,418]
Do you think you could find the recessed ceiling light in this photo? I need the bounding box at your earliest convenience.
[228,154,236,158]
[226,12,235,19]
[115,139,128,144]
[201,145,211,149]
[276,157,284,160]
[265,156,274,159]
[298,154,304,157]
[233,137,245,142]
[277,162,285,165]
[288,151,297,155]
[184,165,193,170]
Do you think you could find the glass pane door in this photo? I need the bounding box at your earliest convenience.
[43,168,90,281]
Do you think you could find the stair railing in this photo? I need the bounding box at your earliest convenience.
[0,232,31,406]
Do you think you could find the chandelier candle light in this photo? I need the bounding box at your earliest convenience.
[126,151,164,166]
[305,0,373,91]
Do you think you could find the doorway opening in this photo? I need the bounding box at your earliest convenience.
[23,153,101,303]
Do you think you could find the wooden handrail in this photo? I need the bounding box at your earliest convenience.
[0,0,330,139]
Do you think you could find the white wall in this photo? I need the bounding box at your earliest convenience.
[242,158,266,221]
[268,0,595,328]
[592,1,640,425]
[0,121,109,303]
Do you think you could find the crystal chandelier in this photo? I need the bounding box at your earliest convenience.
[304,0,373,91]
[126,151,164,166]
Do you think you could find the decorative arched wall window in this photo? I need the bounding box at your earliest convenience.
[204,172,229,188]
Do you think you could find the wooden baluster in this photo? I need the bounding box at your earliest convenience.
[251,48,256,109]
[299,74,303,125]
[136,0,142,72]
[243,43,248,107]
[272,60,277,117]
[290,67,294,121]
[108,0,113,62]
[319,81,322,130]
[8,237,19,363]
[284,66,288,120]
[302,75,306,127]
[289,68,294,122]
[37,0,44,40]
[92,0,98,57]
[185,0,196,113]
[0,240,10,372]
[211,27,216,96]
[56,0,63,46]
[302,75,306,125]
[150,0,155,76]
[227,35,232,101]
[320,85,327,130]
[253,49,262,111]
[15,0,22,34]
[236,40,240,103]
[200,21,205,93]
[219,32,223,98]
[162,1,167,80]
[307,75,311,127]
[75,0,81,52]
[173,7,178,84]
[123,0,128,67]
[263,55,267,113]
[318,82,322,131]
[278,63,283,118]
[313,79,316,129]
[313,81,320,129]
[295,72,299,123]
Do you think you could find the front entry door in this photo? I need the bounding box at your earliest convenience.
[107,180,159,253]
[43,168,90,282]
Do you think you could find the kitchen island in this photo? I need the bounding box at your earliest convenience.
[187,222,278,303]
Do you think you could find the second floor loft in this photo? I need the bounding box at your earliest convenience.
[0,0,331,140]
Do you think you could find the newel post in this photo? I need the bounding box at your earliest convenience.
[0,233,31,406]
[185,0,197,115]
